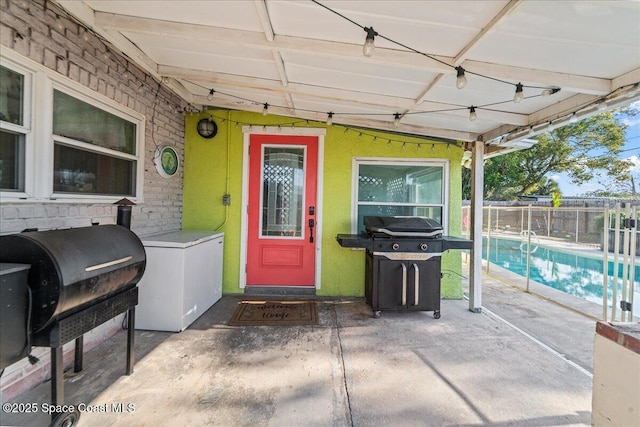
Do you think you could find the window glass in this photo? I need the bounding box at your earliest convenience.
[0,65,24,126]
[0,130,25,191]
[261,147,304,237]
[53,144,135,196]
[53,90,136,155]
[355,161,445,234]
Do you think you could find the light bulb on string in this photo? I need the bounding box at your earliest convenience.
[468,106,477,121]
[402,143,406,149]
[363,27,378,57]
[262,103,269,116]
[513,83,524,103]
[626,83,638,98]
[569,113,578,123]
[393,113,401,128]
[326,112,334,127]
[541,87,560,97]
[455,66,467,89]
[207,89,215,101]
[597,100,608,111]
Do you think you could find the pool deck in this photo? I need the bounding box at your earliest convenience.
[1,273,598,427]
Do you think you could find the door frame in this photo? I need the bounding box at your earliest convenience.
[239,126,326,289]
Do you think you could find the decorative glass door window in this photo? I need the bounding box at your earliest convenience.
[260,146,305,238]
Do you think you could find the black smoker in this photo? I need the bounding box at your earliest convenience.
[337,216,472,318]
[0,220,145,426]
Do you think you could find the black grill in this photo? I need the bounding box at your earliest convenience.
[0,224,145,425]
[337,216,472,318]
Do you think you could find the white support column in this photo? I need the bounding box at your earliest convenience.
[469,139,484,313]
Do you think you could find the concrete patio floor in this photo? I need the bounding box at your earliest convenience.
[1,275,596,426]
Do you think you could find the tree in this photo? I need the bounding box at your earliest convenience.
[462,109,636,200]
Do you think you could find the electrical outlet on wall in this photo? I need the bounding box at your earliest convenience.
[222,194,231,206]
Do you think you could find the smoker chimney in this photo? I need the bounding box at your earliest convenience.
[115,198,136,229]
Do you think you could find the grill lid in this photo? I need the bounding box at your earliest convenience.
[364,216,443,238]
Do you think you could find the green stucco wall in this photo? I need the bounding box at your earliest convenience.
[183,109,466,298]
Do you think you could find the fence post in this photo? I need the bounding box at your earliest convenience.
[626,206,637,322]
[575,209,580,243]
[526,204,532,292]
[602,205,609,321]
[547,207,551,237]
[486,206,492,274]
[612,203,621,321]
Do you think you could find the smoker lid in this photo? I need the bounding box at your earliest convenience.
[364,216,443,237]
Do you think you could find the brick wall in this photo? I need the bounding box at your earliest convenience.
[0,0,184,237]
[1,0,185,401]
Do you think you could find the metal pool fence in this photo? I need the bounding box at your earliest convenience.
[461,204,639,322]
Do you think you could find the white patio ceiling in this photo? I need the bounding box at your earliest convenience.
[56,0,640,151]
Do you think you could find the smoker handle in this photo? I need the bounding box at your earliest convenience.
[401,263,407,306]
[412,263,419,306]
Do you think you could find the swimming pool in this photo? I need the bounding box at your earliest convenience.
[483,236,639,317]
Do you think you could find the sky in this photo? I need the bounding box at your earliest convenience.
[549,101,640,196]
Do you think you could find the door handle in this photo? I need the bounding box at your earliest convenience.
[401,263,407,306]
[308,219,315,243]
[412,263,420,306]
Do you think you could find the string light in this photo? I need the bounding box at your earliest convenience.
[327,112,334,126]
[393,113,401,128]
[455,67,467,89]
[363,27,378,57]
[468,106,477,121]
[207,89,215,101]
[58,0,636,148]
[513,83,524,103]
[541,87,560,97]
[262,103,269,116]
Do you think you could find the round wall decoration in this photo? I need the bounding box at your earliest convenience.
[197,118,218,138]
[154,145,180,178]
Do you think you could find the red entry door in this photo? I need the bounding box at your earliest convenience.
[246,134,318,286]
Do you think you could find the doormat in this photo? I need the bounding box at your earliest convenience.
[228,300,318,326]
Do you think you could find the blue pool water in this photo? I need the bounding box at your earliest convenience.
[483,236,639,312]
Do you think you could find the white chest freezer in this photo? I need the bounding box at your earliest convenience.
[135,230,224,332]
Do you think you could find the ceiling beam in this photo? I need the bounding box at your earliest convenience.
[196,94,476,142]
[462,60,611,95]
[253,0,274,41]
[162,64,527,126]
[454,0,525,65]
[92,11,614,96]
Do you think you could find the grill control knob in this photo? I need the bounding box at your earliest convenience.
[392,243,400,251]
[420,243,428,251]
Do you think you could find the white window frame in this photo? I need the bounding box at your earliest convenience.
[0,49,145,203]
[351,157,450,234]
[0,54,35,199]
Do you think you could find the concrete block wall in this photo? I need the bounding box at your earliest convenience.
[1,0,185,401]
